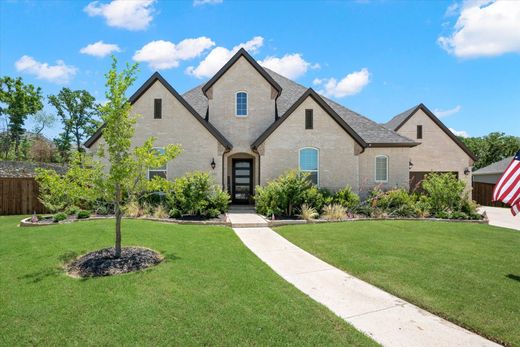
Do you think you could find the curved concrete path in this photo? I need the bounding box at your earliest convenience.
[234,225,500,347]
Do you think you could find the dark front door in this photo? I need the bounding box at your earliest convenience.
[232,159,253,204]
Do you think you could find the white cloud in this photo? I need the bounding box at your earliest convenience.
[80,40,121,57]
[449,127,469,137]
[438,0,520,58]
[15,55,77,84]
[186,36,264,78]
[133,37,215,70]
[315,68,370,98]
[433,105,462,118]
[193,0,223,6]
[84,0,155,31]
[258,53,318,79]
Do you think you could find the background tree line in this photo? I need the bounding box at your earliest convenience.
[0,76,100,163]
[459,132,520,170]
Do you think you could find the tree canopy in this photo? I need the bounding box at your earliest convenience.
[460,132,520,170]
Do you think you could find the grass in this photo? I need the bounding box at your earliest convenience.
[0,216,376,347]
[275,220,520,346]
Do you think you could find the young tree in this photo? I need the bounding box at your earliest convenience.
[99,57,181,257]
[48,88,100,156]
[0,76,43,159]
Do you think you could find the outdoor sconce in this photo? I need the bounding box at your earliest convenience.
[210,158,216,170]
[409,160,414,170]
[464,167,470,175]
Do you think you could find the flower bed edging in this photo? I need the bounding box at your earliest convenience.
[20,216,231,228]
[267,216,488,228]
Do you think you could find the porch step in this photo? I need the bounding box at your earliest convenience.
[226,212,268,228]
[228,205,256,213]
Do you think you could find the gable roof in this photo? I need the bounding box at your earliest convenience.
[201,48,282,98]
[84,72,232,149]
[473,156,513,175]
[383,103,477,161]
[252,88,367,149]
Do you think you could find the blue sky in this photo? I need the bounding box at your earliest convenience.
[1,0,519,139]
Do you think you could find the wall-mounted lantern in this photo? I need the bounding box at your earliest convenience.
[210,158,216,170]
[409,160,414,170]
[464,167,471,175]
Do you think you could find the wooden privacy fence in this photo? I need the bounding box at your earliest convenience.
[0,177,47,215]
[472,181,505,207]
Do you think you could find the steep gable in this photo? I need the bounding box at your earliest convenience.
[384,104,476,161]
[84,72,232,149]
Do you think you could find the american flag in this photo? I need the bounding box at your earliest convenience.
[492,151,520,216]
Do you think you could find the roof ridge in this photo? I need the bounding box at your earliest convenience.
[263,67,416,144]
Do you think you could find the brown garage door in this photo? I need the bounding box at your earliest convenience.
[409,171,459,193]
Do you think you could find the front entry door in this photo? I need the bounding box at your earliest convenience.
[232,159,253,204]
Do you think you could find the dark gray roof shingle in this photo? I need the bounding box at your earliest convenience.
[383,104,420,131]
[473,156,514,175]
[182,68,416,146]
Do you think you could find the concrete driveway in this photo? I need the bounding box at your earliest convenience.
[479,206,520,230]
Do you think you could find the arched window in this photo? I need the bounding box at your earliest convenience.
[236,92,248,116]
[299,147,319,185]
[375,155,388,182]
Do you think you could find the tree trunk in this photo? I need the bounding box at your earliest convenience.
[114,183,122,258]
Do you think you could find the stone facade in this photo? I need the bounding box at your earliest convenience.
[86,49,474,201]
[90,80,222,183]
[394,108,473,190]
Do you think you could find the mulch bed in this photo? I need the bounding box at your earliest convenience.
[66,247,163,278]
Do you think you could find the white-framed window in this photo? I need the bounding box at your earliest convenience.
[236,91,248,116]
[375,155,388,182]
[148,147,167,180]
[299,147,319,186]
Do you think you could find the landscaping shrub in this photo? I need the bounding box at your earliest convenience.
[124,200,144,218]
[35,153,104,212]
[299,204,319,221]
[152,205,169,219]
[322,204,347,221]
[165,171,230,218]
[77,210,91,219]
[255,170,312,217]
[375,189,417,217]
[64,206,80,216]
[53,212,67,222]
[303,186,329,213]
[333,186,360,211]
[422,173,465,215]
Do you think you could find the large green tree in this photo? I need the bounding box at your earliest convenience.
[460,132,520,170]
[99,57,181,257]
[48,88,99,157]
[0,76,43,159]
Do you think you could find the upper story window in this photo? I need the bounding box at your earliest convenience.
[154,98,162,119]
[375,155,388,182]
[236,92,248,116]
[299,147,319,186]
[148,147,167,180]
[417,125,423,139]
[305,109,313,129]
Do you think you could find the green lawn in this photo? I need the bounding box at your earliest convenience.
[276,221,520,346]
[0,216,376,347]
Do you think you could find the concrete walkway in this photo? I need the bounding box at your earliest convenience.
[479,206,520,230]
[233,224,500,347]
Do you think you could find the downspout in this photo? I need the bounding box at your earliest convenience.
[221,147,231,190]
[252,147,261,187]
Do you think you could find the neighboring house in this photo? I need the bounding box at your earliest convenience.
[383,104,476,192]
[472,156,513,206]
[85,48,473,204]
